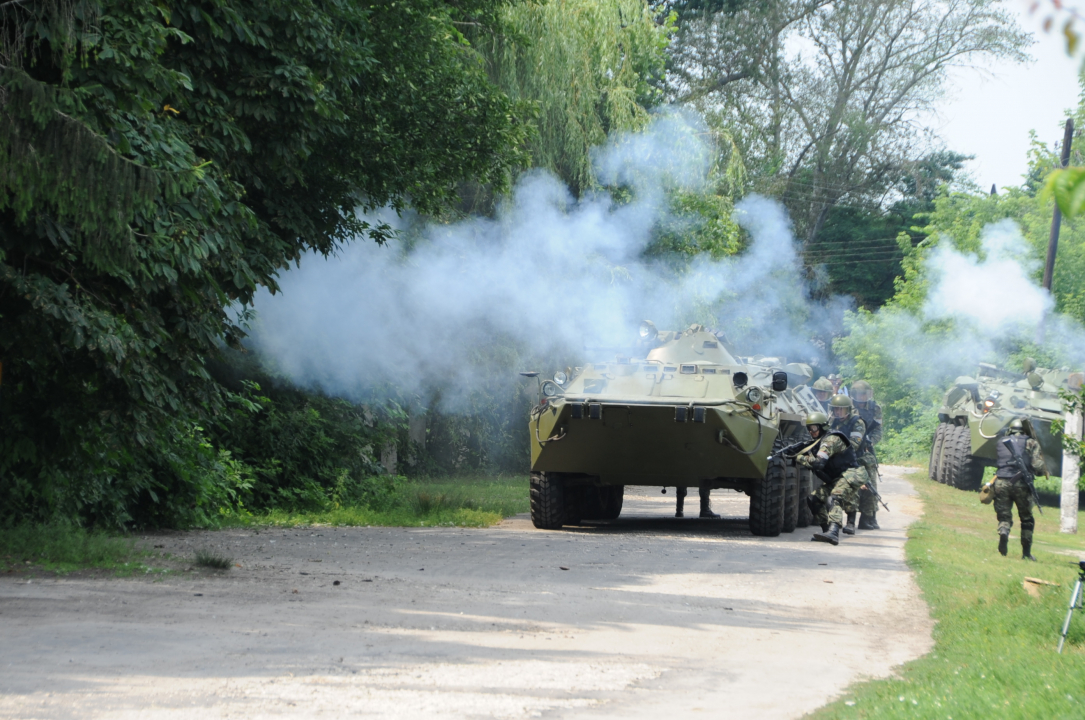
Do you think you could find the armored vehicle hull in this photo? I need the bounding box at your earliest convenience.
[929,362,1081,490]
[526,325,825,536]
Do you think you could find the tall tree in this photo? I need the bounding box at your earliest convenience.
[478,0,670,195]
[669,0,1029,243]
[0,0,526,527]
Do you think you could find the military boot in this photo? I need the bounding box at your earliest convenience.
[699,490,720,519]
[842,512,857,535]
[820,523,830,533]
[1022,539,1036,562]
[812,523,841,545]
[868,512,880,530]
[998,530,1009,557]
[675,488,685,518]
[857,513,876,530]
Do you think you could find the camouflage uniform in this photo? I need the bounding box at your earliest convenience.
[855,402,883,516]
[811,377,834,413]
[993,431,1045,557]
[831,410,866,515]
[798,433,867,527]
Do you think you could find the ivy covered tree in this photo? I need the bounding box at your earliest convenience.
[0,0,527,527]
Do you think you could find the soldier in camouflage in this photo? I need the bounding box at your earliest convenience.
[811,376,834,412]
[828,394,866,535]
[992,418,1046,560]
[851,380,883,530]
[797,410,869,546]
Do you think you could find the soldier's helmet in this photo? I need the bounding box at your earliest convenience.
[805,411,829,431]
[851,380,874,404]
[829,393,853,419]
[812,377,833,399]
[1008,418,1026,434]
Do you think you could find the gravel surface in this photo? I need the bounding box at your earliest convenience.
[0,466,932,719]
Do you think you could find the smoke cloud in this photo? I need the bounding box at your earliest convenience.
[248,112,1080,417]
[248,113,834,406]
[924,219,1052,330]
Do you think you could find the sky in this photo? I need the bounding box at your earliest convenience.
[934,1,1083,190]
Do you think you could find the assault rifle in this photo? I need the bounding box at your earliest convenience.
[1001,436,1044,515]
[859,478,890,512]
[767,439,817,463]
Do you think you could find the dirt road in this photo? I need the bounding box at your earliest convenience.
[0,466,931,719]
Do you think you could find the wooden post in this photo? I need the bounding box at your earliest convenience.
[1043,119,1074,292]
[1062,407,1081,534]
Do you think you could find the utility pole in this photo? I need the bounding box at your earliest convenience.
[1043,119,1074,291]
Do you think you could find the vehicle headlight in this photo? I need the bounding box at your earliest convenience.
[745,386,763,404]
[554,371,568,386]
[541,381,560,397]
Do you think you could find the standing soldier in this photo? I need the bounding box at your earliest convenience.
[991,418,1046,560]
[811,376,834,411]
[796,411,868,545]
[828,394,866,535]
[851,380,883,530]
[828,373,849,397]
[675,483,719,519]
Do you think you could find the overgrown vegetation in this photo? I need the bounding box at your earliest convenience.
[0,0,527,529]
[223,474,528,529]
[0,523,138,573]
[809,473,1085,719]
[194,548,233,569]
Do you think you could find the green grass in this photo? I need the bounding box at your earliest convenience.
[194,549,234,569]
[226,473,530,528]
[0,523,154,575]
[808,472,1085,719]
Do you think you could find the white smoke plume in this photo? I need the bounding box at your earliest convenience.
[249,111,1081,414]
[839,218,1084,402]
[924,219,1053,331]
[247,112,833,406]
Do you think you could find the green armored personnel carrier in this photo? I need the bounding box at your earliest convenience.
[523,322,825,536]
[928,360,1082,490]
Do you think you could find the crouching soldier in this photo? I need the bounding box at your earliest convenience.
[796,411,869,546]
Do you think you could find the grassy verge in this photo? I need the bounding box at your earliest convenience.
[0,524,157,576]
[225,473,530,528]
[808,472,1085,719]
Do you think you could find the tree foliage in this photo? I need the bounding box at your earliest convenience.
[479,0,670,194]
[668,0,1029,244]
[0,0,526,527]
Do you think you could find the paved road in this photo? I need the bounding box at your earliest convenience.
[0,466,931,719]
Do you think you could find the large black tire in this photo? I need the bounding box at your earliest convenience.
[929,423,948,482]
[750,437,786,537]
[782,465,799,533]
[935,425,956,485]
[580,485,624,520]
[796,468,814,528]
[530,471,565,529]
[941,425,985,491]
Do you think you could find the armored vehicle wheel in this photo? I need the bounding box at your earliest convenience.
[929,423,948,482]
[796,468,814,528]
[935,426,957,485]
[750,437,786,537]
[530,471,565,529]
[941,424,984,491]
[581,486,624,520]
[782,465,799,533]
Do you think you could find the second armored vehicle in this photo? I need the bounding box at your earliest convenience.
[524,322,825,536]
[929,359,1081,489]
